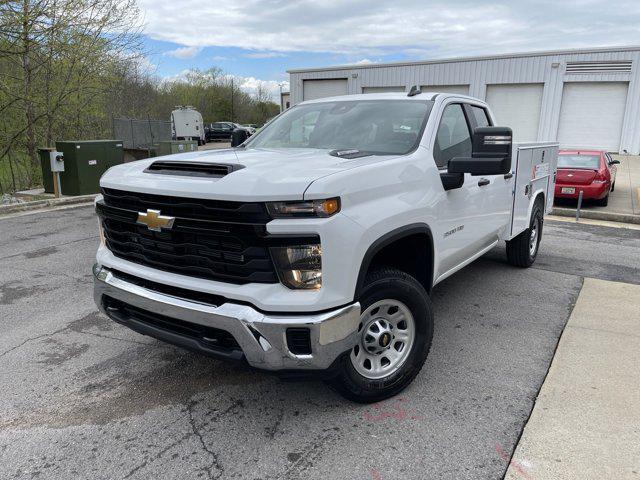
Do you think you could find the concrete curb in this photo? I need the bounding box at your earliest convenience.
[551,207,640,225]
[0,194,97,215]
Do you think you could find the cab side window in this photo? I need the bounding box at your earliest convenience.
[469,106,491,127]
[433,104,472,168]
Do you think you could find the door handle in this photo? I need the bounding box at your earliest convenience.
[503,172,513,179]
[478,178,490,187]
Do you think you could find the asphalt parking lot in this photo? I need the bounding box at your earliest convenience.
[1,207,639,480]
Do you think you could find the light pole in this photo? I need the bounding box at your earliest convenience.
[278,82,286,112]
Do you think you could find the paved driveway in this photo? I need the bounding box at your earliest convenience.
[1,207,638,479]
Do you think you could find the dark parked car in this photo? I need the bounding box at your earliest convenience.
[206,122,235,141]
[205,122,254,142]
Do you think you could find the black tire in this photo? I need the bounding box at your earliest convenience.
[595,194,609,206]
[506,199,543,268]
[326,267,434,403]
[611,181,615,192]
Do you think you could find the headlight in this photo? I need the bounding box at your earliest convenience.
[271,245,322,289]
[267,198,340,218]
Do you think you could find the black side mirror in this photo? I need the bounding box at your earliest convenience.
[609,159,620,165]
[231,128,249,147]
[448,126,513,176]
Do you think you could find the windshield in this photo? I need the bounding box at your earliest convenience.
[558,154,600,169]
[246,100,433,155]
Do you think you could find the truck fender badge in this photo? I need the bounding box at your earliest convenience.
[137,209,175,232]
[444,225,464,238]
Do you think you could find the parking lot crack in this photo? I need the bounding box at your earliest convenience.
[122,430,193,479]
[187,399,224,480]
[0,312,146,358]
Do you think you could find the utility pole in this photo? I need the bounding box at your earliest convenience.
[230,78,234,122]
[279,83,283,112]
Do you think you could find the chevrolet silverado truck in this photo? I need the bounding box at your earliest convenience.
[93,90,558,403]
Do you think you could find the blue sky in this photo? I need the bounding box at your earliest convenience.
[136,0,640,101]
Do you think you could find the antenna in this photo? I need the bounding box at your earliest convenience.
[407,85,422,97]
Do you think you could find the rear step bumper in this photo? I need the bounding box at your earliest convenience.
[93,265,360,371]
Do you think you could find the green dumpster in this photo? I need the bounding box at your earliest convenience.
[38,147,55,194]
[55,140,124,196]
[151,140,198,157]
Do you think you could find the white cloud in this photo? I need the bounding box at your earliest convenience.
[137,0,640,59]
[242,52,287,59]
[354,58,374,65]
[235,77,289,101]
[211,55,229,61]
[164,46,202,59]
[161,70,289,102]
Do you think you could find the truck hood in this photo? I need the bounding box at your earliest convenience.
[100,147,396,201]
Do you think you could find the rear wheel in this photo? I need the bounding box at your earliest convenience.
[327,267,433,403]
[506,200,543,268]
[595,193,609,206]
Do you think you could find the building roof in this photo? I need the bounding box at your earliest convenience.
[287,45,640,73]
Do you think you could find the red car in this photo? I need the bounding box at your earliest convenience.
[554,150,620,206]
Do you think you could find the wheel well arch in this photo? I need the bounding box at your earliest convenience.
[354,224,434,300]
[530,190,546,219]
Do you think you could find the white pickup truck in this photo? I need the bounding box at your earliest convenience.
[94,90,558,402]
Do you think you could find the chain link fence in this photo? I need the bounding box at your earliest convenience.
[112,118,172,150]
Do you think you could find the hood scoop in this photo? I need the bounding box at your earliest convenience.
[145,161,244,178]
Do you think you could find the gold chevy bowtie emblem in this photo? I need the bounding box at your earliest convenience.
[136,209,175,232]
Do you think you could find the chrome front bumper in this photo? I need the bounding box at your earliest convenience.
[93,266,361,371]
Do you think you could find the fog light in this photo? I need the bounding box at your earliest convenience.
[92,263,102,277]
[271,245,322,290]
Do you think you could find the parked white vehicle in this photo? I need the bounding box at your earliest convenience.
[171,106,205,145]
[94,91,558,402]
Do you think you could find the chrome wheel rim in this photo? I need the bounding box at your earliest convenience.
[350,299,416,380]
[529,218,539,257]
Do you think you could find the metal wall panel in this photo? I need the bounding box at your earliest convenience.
[289,47,640,153]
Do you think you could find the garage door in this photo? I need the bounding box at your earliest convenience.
[303,79,348,101]
[421,85,470,95]
[557,82,628,152]
[362,86,405,93]
[485,84,543,142]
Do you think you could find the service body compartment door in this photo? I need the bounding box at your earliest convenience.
[508,143,559,239]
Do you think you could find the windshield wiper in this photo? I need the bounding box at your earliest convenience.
[329,149,374,159]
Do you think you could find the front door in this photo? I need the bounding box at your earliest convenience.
[432,102,495,278]
[463,104,513,240]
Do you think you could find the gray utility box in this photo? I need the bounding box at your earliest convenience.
[54,140,124,196]
[151,140,198,157]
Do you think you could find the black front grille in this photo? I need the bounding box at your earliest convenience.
[103,296,241,352]
[101,188,269,223]
[98,188,286,284]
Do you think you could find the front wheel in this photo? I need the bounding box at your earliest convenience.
[506,200,543,267]
[326,267,433,403]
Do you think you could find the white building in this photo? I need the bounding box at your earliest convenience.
[287,46,640,154]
